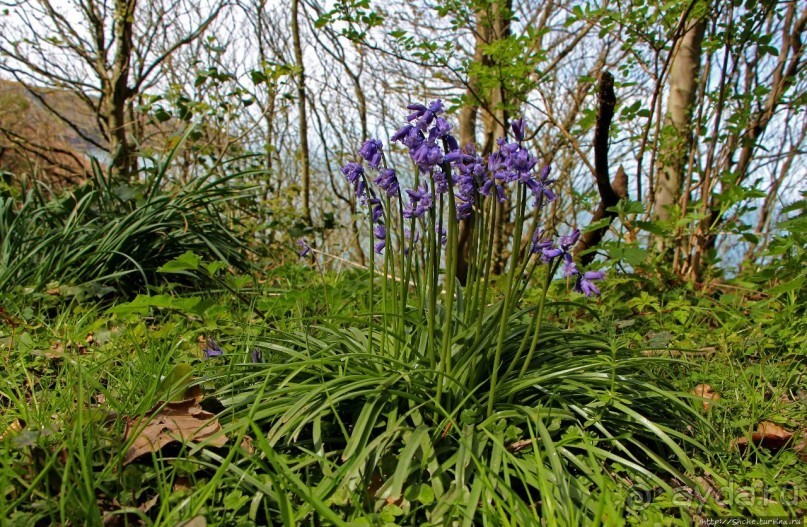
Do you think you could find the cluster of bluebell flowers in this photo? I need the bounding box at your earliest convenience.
[309,100,605,295]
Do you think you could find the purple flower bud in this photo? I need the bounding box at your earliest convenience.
[530,230,554,255]
[511,117,525,141]
[456,200,473,220]
[203,338,223,359]
[359,138,384,168]
[371,202,384,223]
[433,117,452,137]
[444,135,459,152]
[251,347,263,363]
[584,270,605,281]
[297,239,311,257]
[574,270,605,296]
[560,229,581,250]
[433,167,449,194]
[373,224,386,253]
[391,124,414,143]
[407,103,428,113]
[374,168,400,197]
[479,179,494,197]
[341,162,364,184]
[496,184,508,203]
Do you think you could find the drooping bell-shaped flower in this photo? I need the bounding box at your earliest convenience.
[574,271,605,296]
[359,138,384,169]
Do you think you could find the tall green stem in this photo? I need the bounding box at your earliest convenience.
[518,259,559,379]
[486,187,526,417]
[435,186,458,407]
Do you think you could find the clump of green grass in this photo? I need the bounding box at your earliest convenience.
[0,130,253,295]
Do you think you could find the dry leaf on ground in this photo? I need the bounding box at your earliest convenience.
[733,421,795,452]
[123,399,227,464]
[691,384,721,411]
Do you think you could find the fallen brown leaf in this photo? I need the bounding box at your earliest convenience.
[691,384,721,411]
[240,435,255,455]
[123,399,227,465]
[733,421,795,452]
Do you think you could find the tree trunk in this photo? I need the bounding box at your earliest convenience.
[652,16,707,233]
[104,0,137,182]
[481,1,512,275]
[291,0,312,225]
[574,72,628,265]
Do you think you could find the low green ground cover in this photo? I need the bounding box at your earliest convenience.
[1,259,803,526]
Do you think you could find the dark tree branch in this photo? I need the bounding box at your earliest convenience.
[574,71,627,266]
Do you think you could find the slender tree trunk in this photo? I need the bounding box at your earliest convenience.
[103,0,136,182]
[652,16,707,233]
[292,0,312,224]
[482,1,512,275]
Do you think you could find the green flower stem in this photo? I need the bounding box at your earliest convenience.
[381,224,389,358]
[435,185,458,407]
[475,197,497,340]
[426,184,440,369]
[487,187,526,418]
[518,259,559,379]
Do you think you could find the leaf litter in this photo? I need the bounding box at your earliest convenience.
[123,398,227,465]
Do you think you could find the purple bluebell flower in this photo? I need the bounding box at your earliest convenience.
[523,165,556,206]
[539,228,580,277]
[479,177,508,203]
[449,144,485,220]
[251,347,263,363]
[297,239,311,257]
[436,224,447,246]
[511,117,525,142]
[411,140,443,172]
[408,100,444,131]
[203,338,223,359]
[373,224,386,254]
[432,117,452,138]
[341,162,363,185]
[403,185,433,219]
[392,124,424,150]
[433,167,449,194]
[359,138,384,168]
[355,179,366,199]
[444,134,459,152]
[374,168,399,197]
[444,148,474,164]
[369,197,384,222]
[391,123,413,143]
[456,200,474,220]
[574,271,605,296]
[342,162,366,198]
[530,229,553,256]
[509,148,537,174]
